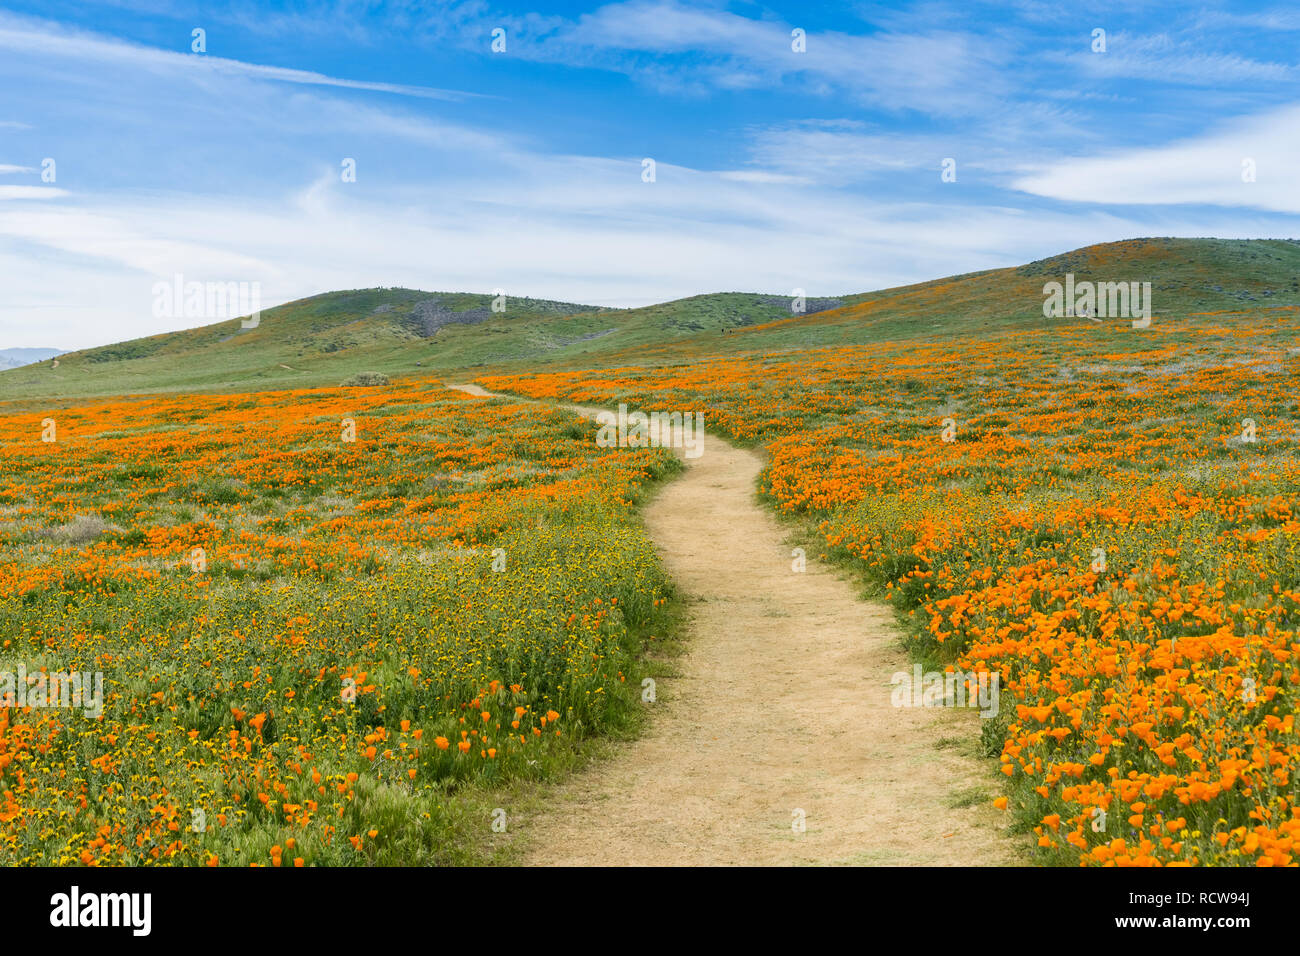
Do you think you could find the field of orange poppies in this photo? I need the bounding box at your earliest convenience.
[5,299,1298,868]
[0,382,678,865]
[483,309,1300,866]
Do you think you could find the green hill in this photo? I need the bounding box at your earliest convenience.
[658,236,1300,357]
[462,237,1300,373]
[0,287,824,401]
[1,289,610,400]
[5,237,1297,401]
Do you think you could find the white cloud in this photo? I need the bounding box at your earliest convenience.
[1075,32,1294,85]
[0,11,482,102]
[0,186,66,199]
[717,170,811,185]
[511,0,1011,114]
[743,123,936,186]
[1012,102,1300,212]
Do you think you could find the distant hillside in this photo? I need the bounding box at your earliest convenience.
[0,347,63,369]
[684,237,1300,354]
[462,238,1300,372]
[3,238,1297,401]
[0,287,825,400]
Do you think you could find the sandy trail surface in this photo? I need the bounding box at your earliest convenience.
[447,382,1015,866]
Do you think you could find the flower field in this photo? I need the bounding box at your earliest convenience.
[0,382,678,865]
[482,309,1300,866]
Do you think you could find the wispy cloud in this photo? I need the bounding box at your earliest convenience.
[1012,101,1300,213]
[0,186,65,199]
[717,170,811,185]
[512,1,1012,114]
[0,11,484,102]
[1074,32,1293,85]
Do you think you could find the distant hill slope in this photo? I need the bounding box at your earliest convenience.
[468,237,1300,373]
[0,287,826,400]
[3,289,610,399]
[4,238,1296,401]
[673,236,1300,355]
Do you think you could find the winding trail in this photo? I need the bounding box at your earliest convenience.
[449,382,1016,866]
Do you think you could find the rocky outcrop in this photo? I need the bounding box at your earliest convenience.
[409,298,495,337]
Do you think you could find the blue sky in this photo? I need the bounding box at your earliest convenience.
[2,0,1300,348]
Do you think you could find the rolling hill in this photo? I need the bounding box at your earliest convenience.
[0,287,825,400]
[4,237,1298,402]
[669,236,1300,353]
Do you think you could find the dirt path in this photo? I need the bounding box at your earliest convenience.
[448,382,1016,866]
